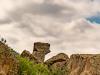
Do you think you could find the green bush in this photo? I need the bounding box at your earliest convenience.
[32,64,50,75]
[18,57,35,75]
[17,56,50,75]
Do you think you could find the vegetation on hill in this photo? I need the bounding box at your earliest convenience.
[17,56,69,75]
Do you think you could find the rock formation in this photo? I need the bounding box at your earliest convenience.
[21,50,38,63]
[68,54,100,75]
[45,53,100,75]
[45,53,69,75]
[20,42,100,75]
[0,41,19,75]
[1,41,100,75]
[21,42,50,63]
[32,42,50,63]
[45,53,69,69]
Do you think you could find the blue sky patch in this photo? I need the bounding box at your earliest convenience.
[87,15,100,24]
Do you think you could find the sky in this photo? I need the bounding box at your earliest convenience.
[0,0,100,59]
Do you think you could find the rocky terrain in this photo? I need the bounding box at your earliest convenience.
[0,41,100,75]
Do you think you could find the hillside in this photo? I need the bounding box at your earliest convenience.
[0,41,100,75]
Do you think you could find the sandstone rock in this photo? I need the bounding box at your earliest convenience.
[45,53,69,70]
[68,54,100,75]
[0,41,19,75]
[32,42,50,63]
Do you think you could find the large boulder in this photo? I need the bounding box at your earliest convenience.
[0,41,19,75]
[32,42,50,63]
[45,53,69,70]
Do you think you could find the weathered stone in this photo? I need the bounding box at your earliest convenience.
[32,42,50,63]
[45,53,69,70]
[21,42,50,63]
[21,50,31,59]
[0,41,19,75]
[21,50,39,63]
[68,54,100,75]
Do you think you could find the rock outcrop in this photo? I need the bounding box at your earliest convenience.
[45,53,70,75]
[21,42,50,63]
[32,42,50,63]
[21,50,38,63]
[68,54,100,75]
[20,42,100,75]
[45,53,69,69]
[1,41,100,75]
[45,53,100,75]
[0,41,19,75]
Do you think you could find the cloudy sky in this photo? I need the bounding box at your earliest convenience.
[0,0,100,59]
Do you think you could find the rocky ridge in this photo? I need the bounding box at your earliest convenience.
[0,41,100,75]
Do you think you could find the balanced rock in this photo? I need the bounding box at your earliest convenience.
[32,42,50,63]
[0,42,19,75]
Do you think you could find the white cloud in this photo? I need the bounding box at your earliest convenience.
[0,0,100,59]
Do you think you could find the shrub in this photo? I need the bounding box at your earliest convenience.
[18,57,35,75]
[32,64,50,75]
[17,56,50,75]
